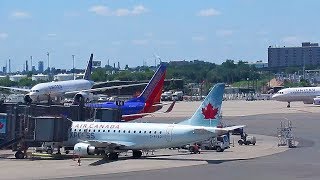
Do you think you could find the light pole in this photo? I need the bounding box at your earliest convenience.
[30,56,33,72]
[72,55,75,80]
[302,48,305,79]
[47,52,50,72]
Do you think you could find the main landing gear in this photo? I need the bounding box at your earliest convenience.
[106,150,143,161]
[287,102,291,108]
[108,152,119,160]
[15,150,25,159]
[132,150,142,158]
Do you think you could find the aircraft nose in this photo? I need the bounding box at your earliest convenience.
[271,94,278,99]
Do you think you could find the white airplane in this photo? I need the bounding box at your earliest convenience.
[63,83,244,160]
[0,54,146,104]
[272,86,320,107]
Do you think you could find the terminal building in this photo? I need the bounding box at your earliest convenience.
[268,42,320,68]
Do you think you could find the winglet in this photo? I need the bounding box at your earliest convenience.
[164,100,176,113]
[83,54,93,80]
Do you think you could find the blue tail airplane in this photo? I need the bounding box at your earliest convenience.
[85,64,173,121]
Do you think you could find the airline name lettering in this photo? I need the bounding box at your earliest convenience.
[74,123,120,129]
[49,85,62,90]
[295,89,316,92]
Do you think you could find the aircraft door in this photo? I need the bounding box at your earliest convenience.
[165,125,174,142]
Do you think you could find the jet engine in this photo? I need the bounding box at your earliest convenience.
[24,95,33,103]
[314,97,320,105]
[73,92,93,104]
[74,142,96,156]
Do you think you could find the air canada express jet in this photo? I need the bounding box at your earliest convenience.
[65,83,244,160]
[85,64,173,121]
[272,86,320,107]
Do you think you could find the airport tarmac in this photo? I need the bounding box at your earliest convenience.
[1,100,319,180]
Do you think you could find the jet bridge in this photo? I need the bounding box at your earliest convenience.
[0,101,122,158]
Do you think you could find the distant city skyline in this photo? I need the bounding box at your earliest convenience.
[1,0,320,71]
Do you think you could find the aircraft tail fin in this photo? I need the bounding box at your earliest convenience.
[83,54,93,80]
[129,64,166,104]
[178,83,225,127]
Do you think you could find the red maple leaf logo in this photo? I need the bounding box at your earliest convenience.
[0,122,4,129]
[202,103,218,119]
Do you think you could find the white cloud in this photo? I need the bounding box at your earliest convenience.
[197,8,220,17]
[89,5,148,16]
[11,11,31,19]
[132,39,149,45]
[89,5,111,16]
[132,5,148,15]
[114,8,131,16]
[216,30,233,37]
[0,33,8,39]
[281,36,301,46]
[192,36,206,42]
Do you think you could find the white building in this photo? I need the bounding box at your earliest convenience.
[0,75,7,80]
[32,74,49,81]
[76,73,84,79]
[54,73,74,81]
[9,75,27,82]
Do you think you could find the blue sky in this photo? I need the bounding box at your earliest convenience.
[0,0,319,71]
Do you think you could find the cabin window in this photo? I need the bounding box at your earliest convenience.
[74,129,76,132]
[88,129,91,132]
[139,131,141,133]
[118,130,121,133]
[93,130,95,132]
[103,130,105,132]
[144,131,147,133]
[113,130,116,133]
[98,130,100,132]
[160,131,162,134]
[79,129,81,132]
[108,130,110,133]
[154,131,156,134]
[134,131,136,133]
[128,130,130,133]
[149,131,152,134]
[123,130,126,133]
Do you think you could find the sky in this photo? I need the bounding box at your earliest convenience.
[0,0,320,72]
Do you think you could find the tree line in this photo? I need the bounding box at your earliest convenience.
[0,59,266,88]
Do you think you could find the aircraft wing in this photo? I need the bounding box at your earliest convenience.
[193,125,246,135]
[0,86,31,92]
[214,125,246,135]
[64,83,148,95]
[84,140,135,148]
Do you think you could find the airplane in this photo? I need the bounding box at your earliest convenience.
[64,83,244,160]
[0,54,146,104]
[272,86,320,107]
[85,64,175,121]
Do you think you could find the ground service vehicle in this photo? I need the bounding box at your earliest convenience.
[198,135,230,152]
